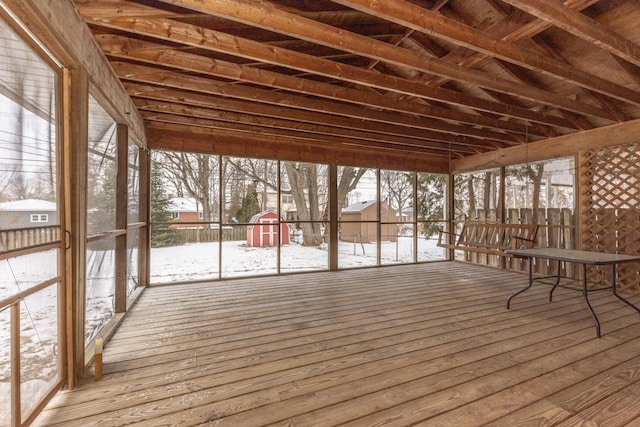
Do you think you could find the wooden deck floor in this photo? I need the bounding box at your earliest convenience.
[35,262,640,426]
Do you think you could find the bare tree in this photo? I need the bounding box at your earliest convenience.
[337,166,368,215]
[156,152,218,224]
[283,162,325,245]
[225,158,278,213]
[381,170,412,217]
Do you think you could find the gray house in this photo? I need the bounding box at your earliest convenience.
[0,199,57,229]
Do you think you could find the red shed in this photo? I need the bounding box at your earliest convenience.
[246,210,290,247]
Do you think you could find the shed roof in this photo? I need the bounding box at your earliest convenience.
[342,200,377,213]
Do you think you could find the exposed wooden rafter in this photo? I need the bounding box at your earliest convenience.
[77,3,574,131]
[151,0,613,118]
[503,0,640,68]
[332,0,640,107]
[68,0,640,169]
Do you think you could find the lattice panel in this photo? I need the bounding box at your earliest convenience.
[580,143,640,293]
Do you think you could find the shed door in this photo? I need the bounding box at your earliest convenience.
[260,218,278,246]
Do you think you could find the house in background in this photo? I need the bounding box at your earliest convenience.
[167,197,203,228]
[247,210,290,247]
[0,199,57,229]
[340,200,397,243]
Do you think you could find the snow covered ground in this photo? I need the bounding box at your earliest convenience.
[150,236,445,282]
[1,237,444,424]
[0,250,59,425]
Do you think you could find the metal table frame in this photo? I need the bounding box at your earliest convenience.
[505,248,640,337]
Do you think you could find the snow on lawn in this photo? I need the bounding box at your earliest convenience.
[150,236,445,282]
[1,251,59,426]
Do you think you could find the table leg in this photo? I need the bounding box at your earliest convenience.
[507,256,533,309]
[610,264,640,315]
[581,263,600,338]
[549,260,562,302]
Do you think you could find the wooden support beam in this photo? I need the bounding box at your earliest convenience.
[145,123,449,173]
[76,4,576,130]
[332,0,640,107]
[62,67,89,388]
[136,100,491,154]
[138,148,150,289]
[503,0,640,68]
[128,84,507,150]
[96,34,550,136]
[613,56,640,90]
[142,111,460,156]
[140,114,477,156]
[328,163,338,270]
[11,303,21,425]
[154,0,612,119]
[114,124,128,314]
[112,62,517,143]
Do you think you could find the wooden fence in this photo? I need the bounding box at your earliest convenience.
[458,208,575,276]
[172,226,246,243]
[0,225,61,254]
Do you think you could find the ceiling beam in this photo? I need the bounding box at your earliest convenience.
[145,122,450,172]
[331,0,640,107]
[96,35,550,136]
[142,111,467,157]
[413,0,599,90]
[136,100,482,154]
[502,0,640,68]
[126,83,506,150]
[76,5,577,130]
[111,61,519,143]
[153,0,612,119]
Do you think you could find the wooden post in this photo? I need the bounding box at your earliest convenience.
[329,163,338,270]
[376,169,381,266]
[115,124,128,314]
[139,148,150,287]
[63,67,89,389]
[446,172,455,261]
[11,303,21,426]
[94,338,103,381]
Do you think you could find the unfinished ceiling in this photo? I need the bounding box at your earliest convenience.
[72,0,640,165]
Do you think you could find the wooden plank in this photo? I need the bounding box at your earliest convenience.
[135,101,480,154]
[140,111,470,156]
[138,149,150,288]
[11,304,21,426]
[32,263,640,426]
[554,381,640,426]
[75,0,574,130]
[129,86,499,150]
[481,399,573,426]
[62,67,89,388]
